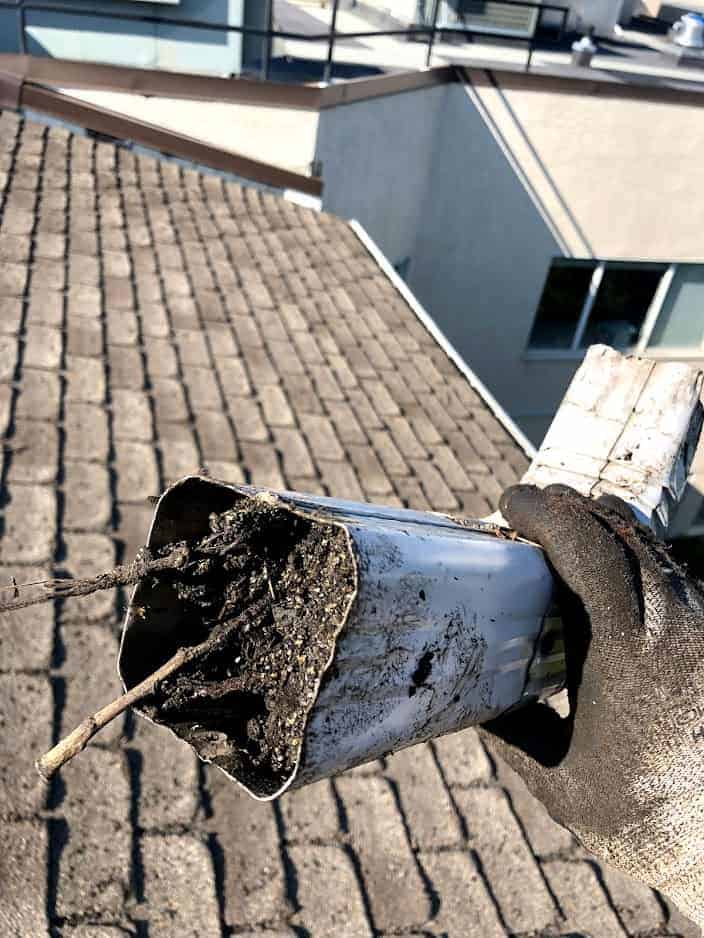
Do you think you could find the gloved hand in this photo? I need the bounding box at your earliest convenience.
[479,484,704,928]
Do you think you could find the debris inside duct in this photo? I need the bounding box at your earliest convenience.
[138,497,357,796]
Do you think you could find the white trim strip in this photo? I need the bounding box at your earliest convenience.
[348,219,537,460]
[284,189,322,211]
[635,263,676,354]
[572,261,604,350]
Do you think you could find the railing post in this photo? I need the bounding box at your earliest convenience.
[526,6,539,71]
[260,0,273,81]
[323,0,340,83]
[425,0,440,68]
[18,3,26,55]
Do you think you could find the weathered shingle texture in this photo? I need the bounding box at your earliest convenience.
[0,107,692,937]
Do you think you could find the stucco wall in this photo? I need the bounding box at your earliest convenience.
[408,82,573,442]
[316,80,577,445]
[497,78,704,263]
[0,6,20,53]
[315,84,449,274]
[568,0,627,32]
[18,0,244,76]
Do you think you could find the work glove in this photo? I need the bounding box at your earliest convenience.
[479,483,704,928]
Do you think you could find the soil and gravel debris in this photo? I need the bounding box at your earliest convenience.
[139,497,356,795]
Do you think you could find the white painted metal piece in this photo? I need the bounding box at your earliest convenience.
[283,189,322,211]
[572,262,604,349]
[522,345,703,535]
[635,264,676,355]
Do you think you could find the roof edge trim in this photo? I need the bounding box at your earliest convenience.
[0,53,322,110]
[6,54,704,116]
[348,219,537,461]
[17,81,323,197]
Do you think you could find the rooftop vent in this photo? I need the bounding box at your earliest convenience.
[671,11,704,47]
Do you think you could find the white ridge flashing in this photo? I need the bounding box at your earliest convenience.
[348,219,537,460]
[283,189,322,211]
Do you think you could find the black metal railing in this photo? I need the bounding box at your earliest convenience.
[0,0,570,81]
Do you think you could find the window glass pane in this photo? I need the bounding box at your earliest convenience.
[528,261,596,349]
[580,263,666,349]
[648,265,704,349]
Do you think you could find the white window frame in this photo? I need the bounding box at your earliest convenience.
[634,264,676,354]
[571,262,604,349]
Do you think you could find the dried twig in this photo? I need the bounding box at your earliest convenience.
[0,540,197,777]
[36,638,208,780]
[30,511,261,777]
[0,545,190,613]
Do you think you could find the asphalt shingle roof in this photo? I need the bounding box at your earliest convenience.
[0,107,691,937]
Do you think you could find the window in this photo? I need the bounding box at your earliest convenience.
[528,260,596,349]
[580,263,665,348]
[528,259,671,352]
[647,265,704,350]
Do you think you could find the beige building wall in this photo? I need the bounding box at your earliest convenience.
[494,75,704,263]
[643,0,704,21]
[408,71,704,428]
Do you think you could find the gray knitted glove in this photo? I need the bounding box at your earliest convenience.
[479,483,704,928]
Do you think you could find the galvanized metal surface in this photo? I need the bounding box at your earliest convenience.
[292,496,559,793]
[118,476,560,799]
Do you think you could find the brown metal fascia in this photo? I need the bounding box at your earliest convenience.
[0,54,458,112]
[0,69,22,111]
[4,51,704,116]
[474,61,704,110]
[0,53,323,110]
[20,82,323,196]
[318,65,457,109]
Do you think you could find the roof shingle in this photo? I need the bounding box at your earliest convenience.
[0,107,674,937]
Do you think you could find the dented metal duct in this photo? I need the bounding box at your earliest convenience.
[118,476,562,800]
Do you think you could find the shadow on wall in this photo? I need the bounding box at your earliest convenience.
[315,81,453,287]
[408,82,568,400]
[486,76,594,257]
[314,75,577,434]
